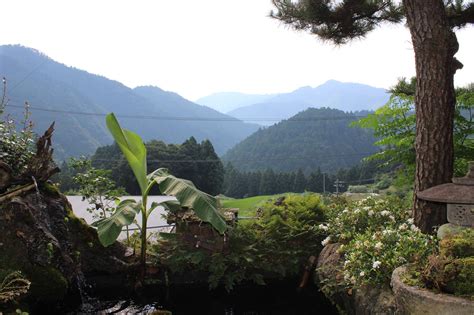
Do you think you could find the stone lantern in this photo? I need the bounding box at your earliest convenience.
[417,161,474,229]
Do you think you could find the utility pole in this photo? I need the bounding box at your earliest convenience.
[323,173,326,194]
[334,179,345,195]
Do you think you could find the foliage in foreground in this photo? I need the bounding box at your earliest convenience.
[320,197,436,289]
[154,194,327,291]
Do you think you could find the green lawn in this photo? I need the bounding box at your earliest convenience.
[220,194,289,217]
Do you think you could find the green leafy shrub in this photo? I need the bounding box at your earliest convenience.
[347,185,369,193]
[69,157,125,220]
[414,230,474,297]
[374,174,392,190]
[416,254,474,297]
[154,194,327,291]
[439,229,474,258]
[444,257,474,296]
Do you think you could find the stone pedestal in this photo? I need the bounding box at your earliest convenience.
[391,266,474,315]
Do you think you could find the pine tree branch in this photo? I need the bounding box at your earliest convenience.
[447,2,474,27]
[271,0,404,44]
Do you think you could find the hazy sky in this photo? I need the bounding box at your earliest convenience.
[1,0,473,101]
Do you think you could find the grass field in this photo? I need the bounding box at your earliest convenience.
[220,194,290,217]
[220,192,383,217]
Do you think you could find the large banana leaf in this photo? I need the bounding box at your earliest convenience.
[152,170,227,234]
[156,199,182,214]
[146,199,182,217]
[106,113,148,194]
[94,199,141,247]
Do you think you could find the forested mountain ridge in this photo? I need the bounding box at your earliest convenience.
[226,80,389,125]
[0,45,259,159]
[76,137,225,196]
[223,107,378,173]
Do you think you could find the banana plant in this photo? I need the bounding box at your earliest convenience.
[94,113,227,273]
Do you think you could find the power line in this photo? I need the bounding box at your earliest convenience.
[91,152,376,163]
[9,58,51,92]
[4,102,368,122]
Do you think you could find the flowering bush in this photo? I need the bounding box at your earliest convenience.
[323,196,411,244]
[0,79,35,175]
[341,225,436,287]
[319,196,436,288]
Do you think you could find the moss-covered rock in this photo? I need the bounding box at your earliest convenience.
[41,182,62,198]
[0,188,130,310]
[445,257,474,297]
[439,229,474,258]
[437,223,471,240]
[26,266,68,303]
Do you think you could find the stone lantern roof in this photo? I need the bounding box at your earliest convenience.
[417,162,474,204]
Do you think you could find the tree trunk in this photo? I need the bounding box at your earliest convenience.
[403,0,463,233]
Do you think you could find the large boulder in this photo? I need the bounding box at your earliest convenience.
[0,185,130,310]
[316,243,398,315]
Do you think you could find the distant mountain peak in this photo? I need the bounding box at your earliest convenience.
[321,79,342,85]
[226,80,389,125]
[134,85,165,92]
[196,92,275,114]
[293,85,313,92]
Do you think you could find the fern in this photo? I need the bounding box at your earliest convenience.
[0,271,31,304]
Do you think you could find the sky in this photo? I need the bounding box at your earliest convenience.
[1,0,473,101]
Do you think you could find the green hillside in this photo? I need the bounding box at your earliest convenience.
[0,45,258,159]
[223,108,378,173]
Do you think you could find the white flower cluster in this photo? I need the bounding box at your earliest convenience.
[318,223,329,231]
[321,236,331,246]
[372,261,382,269]
[398,223,408,231]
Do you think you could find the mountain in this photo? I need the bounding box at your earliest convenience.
[222,107,378,173]
[0,45,259,159]
[226,80,389,125]
[196,92,274,113]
